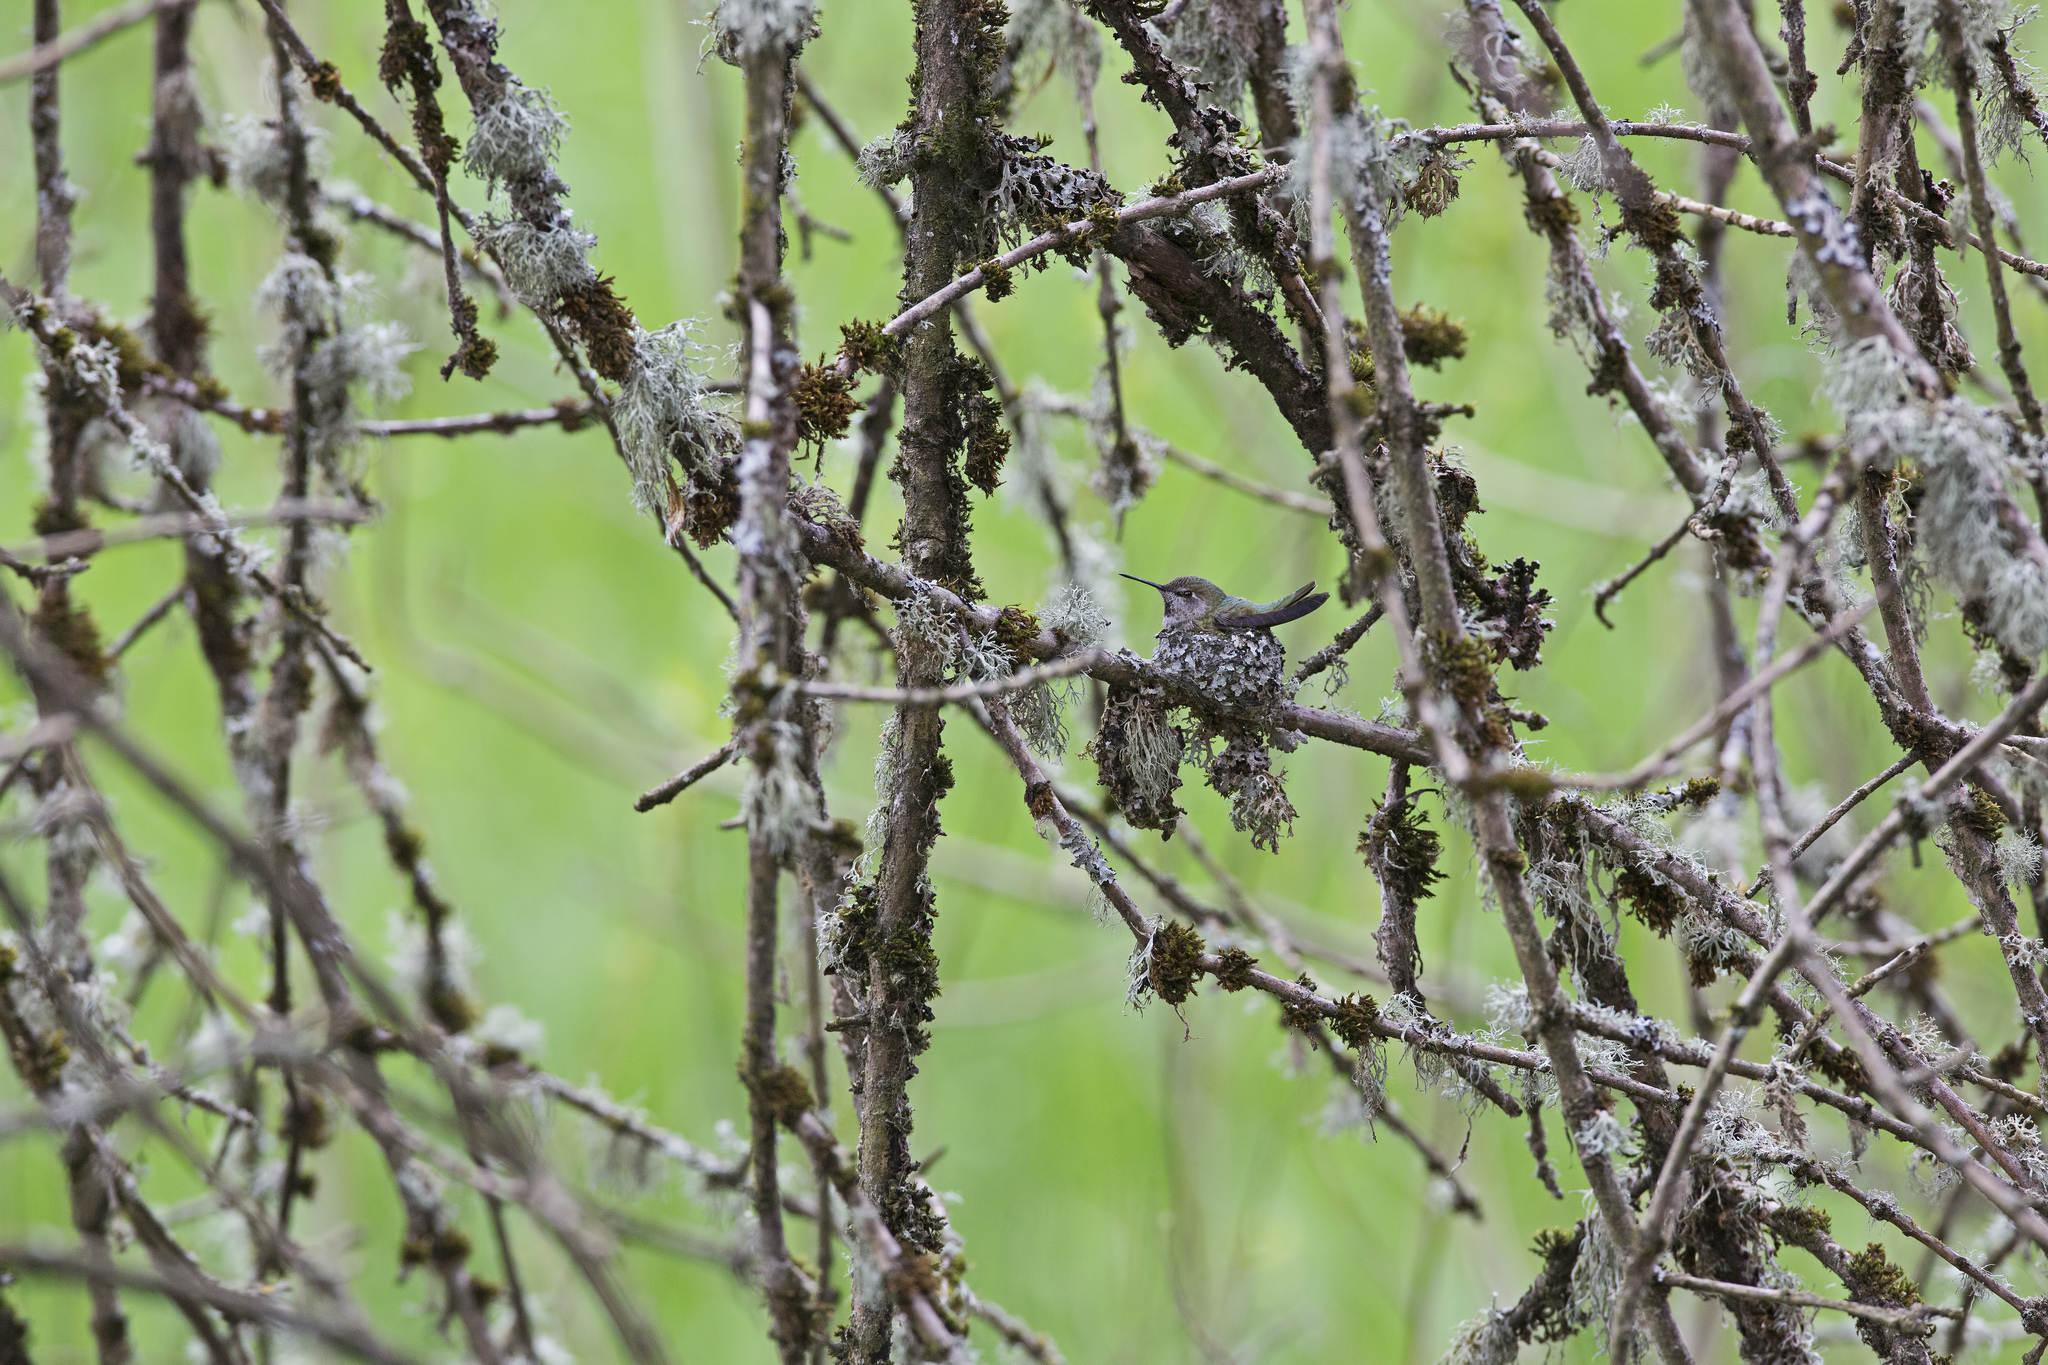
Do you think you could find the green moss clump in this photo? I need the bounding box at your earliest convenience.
[1084,197,1122,239]
[12,1027,70,1096]
[793,360,859,448]
[1397,304,1468,370]
[1211,947,1256,992]
[1524,188,1581,235]
[401,1228,473,1269]
[879,918,942,1019]
[827,883,879,976]
[1404,150,1461,219]
[1524,1225,1585,1344]
[837,319,901,376]
[753,1063,817,1127]
[1619,197,1686,254]
[1328,994,1380,1051]
[31,499,88,538]
[992,606,1042,654]
[427,982,481,1035]
[1149,922,1205,1007]
[1677,776,1720,808]
[977,257,1015,302]
[1359,798,1444,904]
[1955,785,2007,839]
[683,460,742,549]
[32,590,107,684]
[557,275,638,382]
[963,386,1009,495]
[1812,1044,1869,1093]
[1280,974,1325,1034]
[1843,1243,1920,1308]
[1612,867,1685,938]
[280,1090,333,1150]
[1768,1203,1834,1246]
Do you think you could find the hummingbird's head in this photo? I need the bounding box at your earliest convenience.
[1121,574,1224,629]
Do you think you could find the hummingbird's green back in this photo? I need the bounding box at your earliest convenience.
[1125,575,1329,632]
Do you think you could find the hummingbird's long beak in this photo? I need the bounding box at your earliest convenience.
[1120,573,1167,593]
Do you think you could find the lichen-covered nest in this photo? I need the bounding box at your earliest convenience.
[1151,624,1288,709]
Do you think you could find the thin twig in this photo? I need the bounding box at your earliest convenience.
[830,166,1287,378]
[1158,442,1334,515]
[0,0,197,83]
[635,739,743,813]
[358,402,596,438]
[105,583,187,662]
[4,500,372,563]
[1741,753,1918,896]
[1657,1268,1957,1327]
[1591,515,1697,628]
[788,652,1106,707]
[0,1244,423,1365]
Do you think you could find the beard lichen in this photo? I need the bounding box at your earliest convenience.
[1088,683,1185,832]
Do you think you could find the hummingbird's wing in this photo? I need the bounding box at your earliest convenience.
[1218,588,1329,631]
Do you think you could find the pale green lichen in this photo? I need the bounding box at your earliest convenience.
[463,81,570,193]
[742,720,816,858]
[613,320,732,513]
[1824,337,2048,659]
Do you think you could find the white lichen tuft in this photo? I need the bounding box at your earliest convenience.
[1007,0,1101,97]
[613,321,732,514]
[1282,67,1415,227]
[96,911,155,983]
[1679,7,1739,125]
[712,0,818,61]
[1125,922,1159,1011]
[1786,251,1842,353]
[220,112,328,205]
[863,711,907,864]
[1014,675,1073,761]
[1557,134,1606,194]
[1573,1109,1632,1160]
[742,720,815,858]
[1484,981,1533,1034]
[1645,307,1720,386]
[1436,1306,1518,1365]
[1996,827,2044,887]
[255,258,416,479]
[1041,583,1109,651]
[1158,0,1267,112]
[1901,0,2005,85]
[386,910,478,1002]
[892,591,963,672]
[1351,1037,1389,1126]
[165,401,222,485]
[473,1003,546,1059]
[855,131,916,191]
[1569,1196,1637,1356]
[1982,19,2048,160]
[463,81,570,192]
[1317,1082,1378,1140]
[1886,255,1975,374]
[1823,336,2048,658]
[1105,683,1187,822]
[478,216,598,308]
[307,319,416,409]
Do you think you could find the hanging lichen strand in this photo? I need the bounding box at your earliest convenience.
[12,0,2048,1360]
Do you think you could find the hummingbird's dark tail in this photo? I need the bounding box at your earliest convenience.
[1219,590,1330,631]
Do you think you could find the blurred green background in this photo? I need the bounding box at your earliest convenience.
[4,0,2047,1360]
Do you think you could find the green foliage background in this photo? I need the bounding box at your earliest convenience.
[3,1,2046,1360]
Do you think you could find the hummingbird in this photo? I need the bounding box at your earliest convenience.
[1121,574,1330,634]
